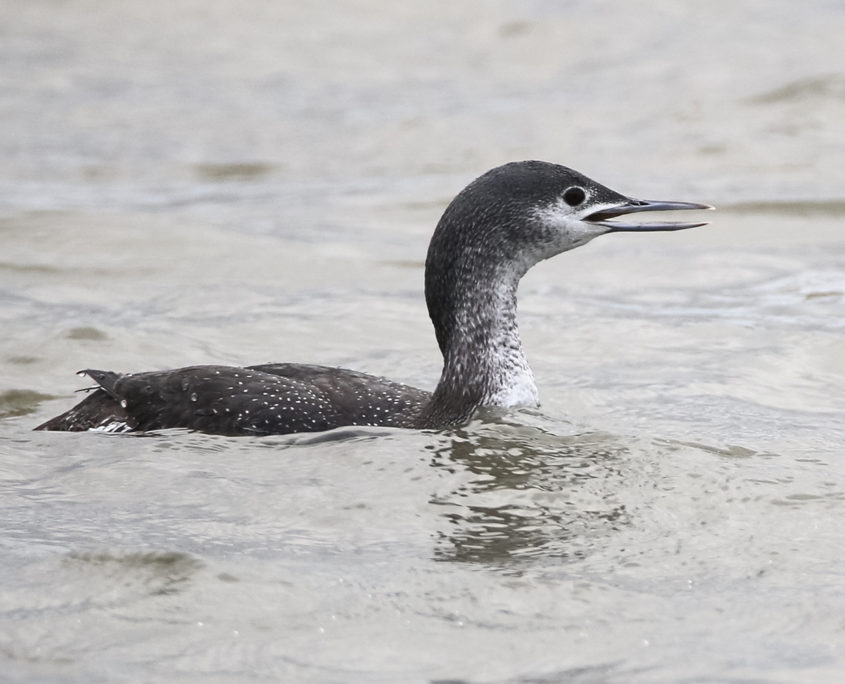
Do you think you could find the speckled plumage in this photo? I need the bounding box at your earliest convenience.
[37,365,428,435]
[36,161,710,435]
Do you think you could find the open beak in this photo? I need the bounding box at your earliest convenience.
[585,198,714,232]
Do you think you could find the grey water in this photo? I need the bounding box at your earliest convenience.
[2,1,845,682]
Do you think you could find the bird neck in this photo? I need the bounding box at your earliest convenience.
[416,261,538,429]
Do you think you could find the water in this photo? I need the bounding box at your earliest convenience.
[2,1,845,681]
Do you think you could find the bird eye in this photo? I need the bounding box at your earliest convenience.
[563,186,586,207]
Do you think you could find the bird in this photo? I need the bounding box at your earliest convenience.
[35,161,711,436]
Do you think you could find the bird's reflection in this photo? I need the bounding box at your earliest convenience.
[426,414,633,572]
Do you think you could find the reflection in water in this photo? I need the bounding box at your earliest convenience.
[0,550,204,625]
[63,549,203,598]
[193,162,277,181]
[427,417,634,570]
[0,389,55,419]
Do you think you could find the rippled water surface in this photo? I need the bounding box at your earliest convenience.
[2,1,845,682]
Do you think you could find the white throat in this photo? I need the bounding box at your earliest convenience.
[485,355,539,406]
[447,276,540,408]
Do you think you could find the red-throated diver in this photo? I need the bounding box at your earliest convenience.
[35,161,712,435]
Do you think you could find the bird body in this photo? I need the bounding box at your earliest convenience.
[36,161,711,435]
